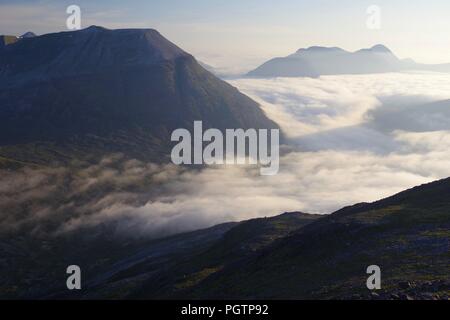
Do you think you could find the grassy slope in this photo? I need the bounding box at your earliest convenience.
[124,212,321,298]
[159,179,450,299]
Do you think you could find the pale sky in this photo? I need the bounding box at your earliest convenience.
[1,0,450,73]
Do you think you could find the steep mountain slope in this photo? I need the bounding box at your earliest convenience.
[173,178,450,299]
[0,26,278,165]
[247,44,450,77]
[19,32,37,39]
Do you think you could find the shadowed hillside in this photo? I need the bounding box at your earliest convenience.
[0,171,448,299]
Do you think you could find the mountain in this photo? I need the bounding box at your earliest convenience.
[110,179,450,299]
[247,44,450,77]
[19,32,37,39]
[0,26,279,165]
[171,178,450,300]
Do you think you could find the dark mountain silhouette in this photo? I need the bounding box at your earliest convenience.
[247,44,450,77]
[0,26,278,165]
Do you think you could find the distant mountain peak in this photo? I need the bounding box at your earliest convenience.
[20,32,37,38]
[295,44,393,55]
[357,44,392,54]
[84,25,107,31]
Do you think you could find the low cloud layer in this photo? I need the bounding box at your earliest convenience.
[2,71,450,239]
[230,72,450,137]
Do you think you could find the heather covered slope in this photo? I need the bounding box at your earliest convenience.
[172,178,450,299]
[61,212,322,299]
[0,26,278,165]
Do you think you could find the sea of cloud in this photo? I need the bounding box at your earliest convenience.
[2,71,450,239]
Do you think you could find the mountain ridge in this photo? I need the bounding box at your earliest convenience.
[165,177,450,299]
[248,44,450,77]
[0,26,190,85]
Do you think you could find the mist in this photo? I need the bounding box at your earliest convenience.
[2,71,450,239]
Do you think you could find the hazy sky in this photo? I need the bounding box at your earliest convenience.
[1,0,450,72]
